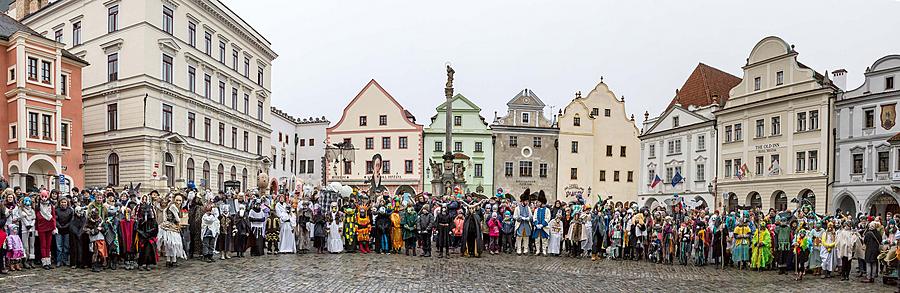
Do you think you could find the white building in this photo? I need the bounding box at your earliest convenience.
[14,0,277,192]
[270,106,328,193]
[834,55,900,217]
[639,63,740,210]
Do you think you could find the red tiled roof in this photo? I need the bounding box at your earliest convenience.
[889,132,900,143]
[665,63,741,111]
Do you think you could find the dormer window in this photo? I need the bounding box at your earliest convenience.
[672,116,680,127]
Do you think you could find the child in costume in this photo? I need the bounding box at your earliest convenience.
[201,204,220,262]
[500,211,515,254]
[5,222,25,271]
[326,212,344,253]
[356,206,372,254]
[487,212,501,255]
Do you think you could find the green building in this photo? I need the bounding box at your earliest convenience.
[424,94,493,195]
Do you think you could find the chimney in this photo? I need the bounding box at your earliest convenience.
[11,0,49,20]
[832,69,847,90]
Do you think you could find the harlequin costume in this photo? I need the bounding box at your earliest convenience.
[356,206,372,253]
[342,208,358,252]
[265,211,281,254]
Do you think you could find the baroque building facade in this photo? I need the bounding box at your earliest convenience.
[716,36,836,213]
[491,89,558,200]
[423,94,493,195]
[269,106,328,193]
[557,81,639,205]
[326,80,423,196]
[639,63,740,210]
[15,0,277,192]
[833,55,900,216]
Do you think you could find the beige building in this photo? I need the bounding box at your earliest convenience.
[14,0,277,192]
[717,36,836,213]
[326,80,423,196]
[557,81,640,205]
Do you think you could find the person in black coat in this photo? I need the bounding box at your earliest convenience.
[862,222,882,283]
[55,198,74,267]
[374,207,392,254]
[461,200,486,257]
[70,201,89,269]
[136,201,159,271]
[435,206,454,258]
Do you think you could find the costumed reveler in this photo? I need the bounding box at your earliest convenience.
[135,195,158,271]
[531,192,550,256]
[158,193,187,267]
[513,190,532,255]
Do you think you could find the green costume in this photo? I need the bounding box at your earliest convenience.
[401,211,418,240]
[750,224,772,269]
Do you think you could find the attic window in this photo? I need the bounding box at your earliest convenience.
[887,76,895,90]
[591,108,599,116]
[754,77,761,91]
[672,116,679,127]
[604,109,611,117]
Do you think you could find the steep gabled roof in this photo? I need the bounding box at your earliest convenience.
[507,88,546,109]
[665,63,740,111]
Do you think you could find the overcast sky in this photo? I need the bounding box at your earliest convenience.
[222,0,900,126]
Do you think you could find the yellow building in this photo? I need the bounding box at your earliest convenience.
[557,81,640,205]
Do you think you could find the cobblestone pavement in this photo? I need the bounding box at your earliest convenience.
[0,252,893,292]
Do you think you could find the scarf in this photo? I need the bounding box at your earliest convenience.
[40,202,52,221]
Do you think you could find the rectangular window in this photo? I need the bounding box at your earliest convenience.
[204,118,211,141]
[204,75,211,99]
[258,66,265,86]
[571,141,579,153]
[453,116,462,126]
[188,22,196,47]
[232,50,239,69]
[162,54,173,83]
[187,112,196,138]
[381,161,391,174]
[54,29,62,43]
[219,41,226,63]
[539,163,548,178]
[243,94,250,114]
[776,71,784,85]
[231,88,238,110]
[771,116,781,135]
[809,110,819,130]
[504,162,513,177]
[605,145,613,156]
[379,115,387,126]
[754,76,761,91]
[620,146,627,157]
[231,127,237,148]
[61,122,69,147]
[365,138,373,150]
[343,160,351,175]
[725,125,732,142]
[771,154,780,175]
[755,119,764,138]
[599,170,606,181]
[755,156,764,175]
[570,168,578,180]
[218,122,225,145]
[381,137,391,149]
[724,160,732,178]
[865,109,875,128]
[887,76,895,90]
[533,137,541,148]
[474,164,483,178]
[434,141,442,152]
[257,136,263,155]
[454,141,462,152]
[163,6,174,34]
[674,140,682,154]
[648,169,655,183]
[27,112,38,138]
[218,81,226,104]
[474,141,483,152]
[307,160,315,174]
[27,57,37,80]
[108,5,118,32]
[808,150,818,171]
[604,109,611,117]
[732,160,740,176]
[40,61,51,84]
[573,117,581,126]
[796,112,807,132]
[509,136,518,147]
[627,171,634,182]
[672,116,680,127]
[41,114,52,139]
[649,144,656,157]
[405,160,413,174]
[614,171,620,182]
[879,151,890,172]
[243,131,249,151]
[359,116,367,126]
[852,153,863,174]
[60,74,68,96]
[697,135,705,150]
[796,152,806,172]
[244,57,250,77]
[734,123,742,141]
[162,104,173,132]
[522,112,530,124]
[298,160,307,174]
[107,104,118,131]
[188,66,196,92]
[696,164,705,180]
[519,161,533,177]
[399,136,408,149]
[204,32,212,55]
[72,21,81,45]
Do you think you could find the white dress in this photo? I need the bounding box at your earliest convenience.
[277,203,296,253]
[327,220,344,253]
[548,220,563,254]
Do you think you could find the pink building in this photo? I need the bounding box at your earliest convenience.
[0,14,87,192]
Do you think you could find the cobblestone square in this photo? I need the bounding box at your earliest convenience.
[0,253,891,292]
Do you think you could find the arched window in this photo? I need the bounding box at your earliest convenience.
[202,161,210,188]
[164,152,175,187]
[186,158,195,183]
[242,168,248,191]
[217,163,224,191]
[230,165,237,181]
[108,153,119,186]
